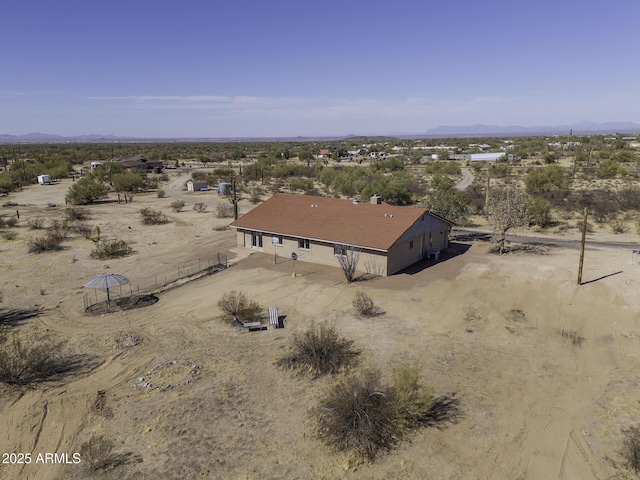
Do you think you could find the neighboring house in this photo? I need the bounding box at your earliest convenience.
[230,193,453,276]
[187,181,208,192]
[115,155,164,172]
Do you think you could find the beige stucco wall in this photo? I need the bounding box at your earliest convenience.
[235,229,388,276]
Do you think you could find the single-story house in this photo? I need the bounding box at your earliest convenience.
[230,193,453,276]
[187,181,208,192]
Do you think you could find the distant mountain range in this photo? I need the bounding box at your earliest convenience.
[423,121,640,137]
[2,122,640,143]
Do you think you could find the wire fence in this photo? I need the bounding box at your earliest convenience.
[83,253,228,312]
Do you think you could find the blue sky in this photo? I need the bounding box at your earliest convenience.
[2,0,639,137]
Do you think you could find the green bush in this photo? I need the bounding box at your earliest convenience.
[65,176,108,204]
[277,321,360,377]
[524,165,569,193]
[530,197,552,228]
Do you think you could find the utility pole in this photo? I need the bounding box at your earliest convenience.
[577,207,588,285]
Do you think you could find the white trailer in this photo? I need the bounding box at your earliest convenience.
[37,174,51,185]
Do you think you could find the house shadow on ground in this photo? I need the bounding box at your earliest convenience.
[396,242,472,276]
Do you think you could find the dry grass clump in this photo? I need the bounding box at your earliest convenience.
[217,290,262,324]
[0,217,18,228]
[317,369,397,461]
[315,364,459,463]
[215,202,233,218]
[0,334,68,385]
[68,221,93,239]
[353,290,377,317]
[277,321,360,377]
[0,230,18,240]
[27,216,46,229]
[79,435,132,471]
[65,207,89,221]
[560,329,585,347]
[620,425,640,474]
[139,207,169,225]
[193,202,207,212]
[90,239,134,260]
[169,200,185,212]
[27,230,65,253]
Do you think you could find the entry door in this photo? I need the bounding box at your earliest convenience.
[251,232,263,248]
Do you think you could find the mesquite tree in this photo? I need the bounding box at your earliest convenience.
[487,187,532,254]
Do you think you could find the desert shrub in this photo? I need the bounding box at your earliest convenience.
[391,364,435,430]
[316,364,458,463]
[217,290,262,323]
[27,217,46,229]
[157,189,166,198]
[249,188,262,204]
[79,435,130,472]
[65,175,108,204]
[28,230,65,253]
[524,165,569,193]
[353,290,376,317]
[139,208,169,225]
[610,220,627,234]
[530,197,552,228]
[193,202,207,212]
[596,159,624,179]
[424,161,461,175]
[158,173,169,182]
[0,217,18,228]
[277,321,360,377]
[65,207,88,221]
[620,425,640,474]
[0,334,67,385]
[215,202,233,218]
[0,230,17,240]
[169,200,185,212]
[90,239,134,260]
[317,369,397,462]
[68,222,93,239]
[489,162,511,178]
[48,220,70,240]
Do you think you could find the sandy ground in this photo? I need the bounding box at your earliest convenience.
[1,177,640,479]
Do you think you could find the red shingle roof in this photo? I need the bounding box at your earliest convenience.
[231,194,430,251]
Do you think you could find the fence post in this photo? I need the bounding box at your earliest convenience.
[155,274,158,289]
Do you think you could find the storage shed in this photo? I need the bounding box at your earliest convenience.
[187,181,208,192]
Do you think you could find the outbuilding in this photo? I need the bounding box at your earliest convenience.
[37,174,51,185]
[187,181,208,192]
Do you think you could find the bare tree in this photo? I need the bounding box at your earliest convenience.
[487,186,532,254]
[336,244,360,283]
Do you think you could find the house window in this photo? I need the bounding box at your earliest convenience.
[334,244,347,256]
[298,238,310,249]
[409,240,414,249]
